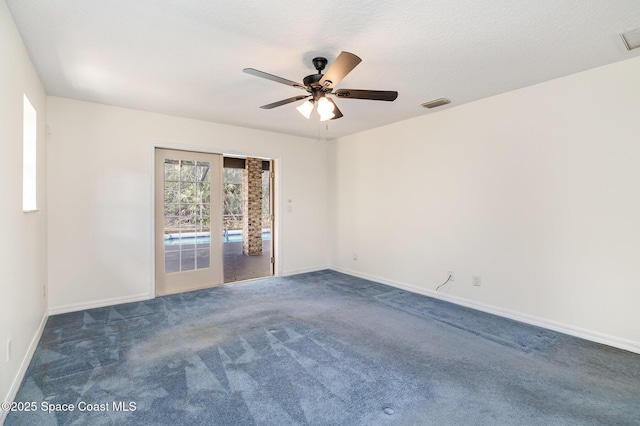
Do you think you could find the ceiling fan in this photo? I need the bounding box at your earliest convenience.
[243,51,398,121]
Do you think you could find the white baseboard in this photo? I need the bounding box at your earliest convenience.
[1,311,48,425]
[48,293,153,316]
[280,265,330,277]
[331,266,640,355]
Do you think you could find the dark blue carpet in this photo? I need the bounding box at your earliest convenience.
[6,271,640,425]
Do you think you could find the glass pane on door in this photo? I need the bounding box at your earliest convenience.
[163,158,211,273]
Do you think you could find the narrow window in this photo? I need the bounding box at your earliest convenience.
[23,94,37,211]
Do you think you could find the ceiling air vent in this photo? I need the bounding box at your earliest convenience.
[620,27,640,51]
[421,98,451,109]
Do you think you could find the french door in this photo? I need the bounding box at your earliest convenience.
[154,148,223,295]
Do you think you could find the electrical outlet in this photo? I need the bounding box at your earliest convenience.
[473,275,481,286]
[7,339,11,362]
[447,271,455,281]
[352,253,358,261]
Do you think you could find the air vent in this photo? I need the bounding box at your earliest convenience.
[620,27,640,51]
[421,98,451,109]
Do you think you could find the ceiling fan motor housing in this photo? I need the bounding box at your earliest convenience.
[303,73,323,88]
[303,73,331,102]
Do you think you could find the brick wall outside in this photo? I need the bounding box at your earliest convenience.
[242,158,262,255]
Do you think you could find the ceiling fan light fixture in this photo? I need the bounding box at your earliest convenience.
[319,111,335,121]
[316,96,335,117]
[296,99,314,119]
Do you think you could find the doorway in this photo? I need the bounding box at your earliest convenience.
[154,148,223,295]
[222,157,274,283]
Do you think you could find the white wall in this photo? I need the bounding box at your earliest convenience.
[47,97,330,312]
[0,0,48,411]
[330,56,640,351]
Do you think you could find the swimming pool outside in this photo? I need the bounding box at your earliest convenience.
[164,230,271,246]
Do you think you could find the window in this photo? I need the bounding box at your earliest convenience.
[23,94,37,211]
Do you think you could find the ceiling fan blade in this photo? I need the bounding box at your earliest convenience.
[334,89,398,101]
[319,51,362,89]
[327,98,343,120]
[259,95,310,109]
[243,68,307,91]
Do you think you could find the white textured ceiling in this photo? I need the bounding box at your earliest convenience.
[6,0,640,140]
